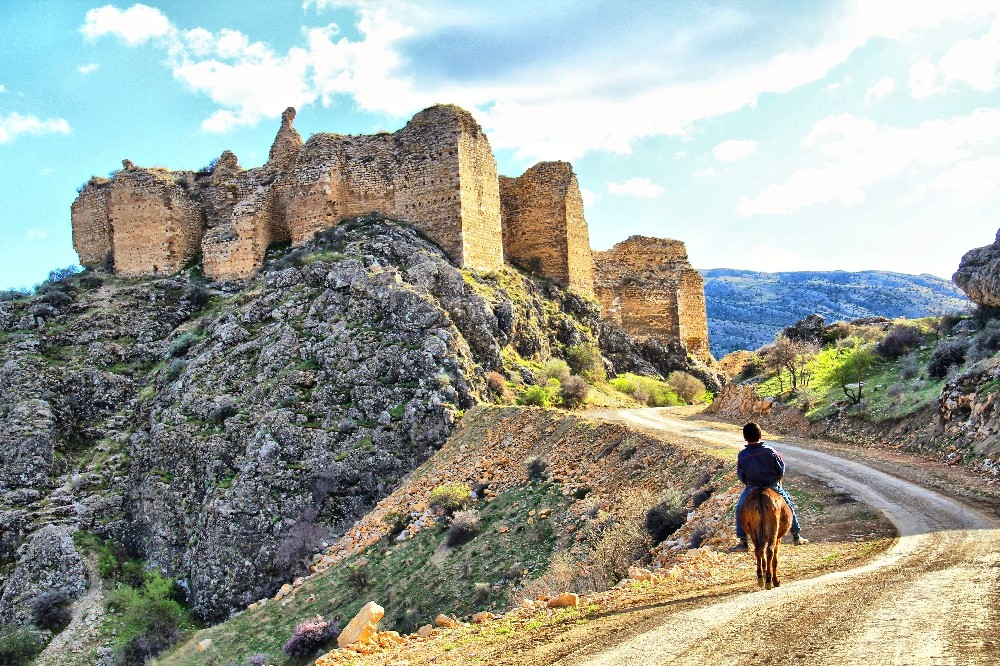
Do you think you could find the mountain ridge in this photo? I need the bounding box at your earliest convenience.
[699,267,969,356]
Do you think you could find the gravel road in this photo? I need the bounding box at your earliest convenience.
[569,408,1000,666]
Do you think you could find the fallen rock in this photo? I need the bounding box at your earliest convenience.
[416,624,434,637]
[197,639,213,652]
[471,611,492,623]
[546,592,579,609]
[338,601,385,648]
[435,613,461,628]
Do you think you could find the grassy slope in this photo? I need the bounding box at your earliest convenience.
[160,406,727,665]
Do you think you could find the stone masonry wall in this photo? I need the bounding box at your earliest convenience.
[499,161,594,295]
[106,165,204,277]
[70,180,113,267]
[282,104,503,272]
[593,236,712,362]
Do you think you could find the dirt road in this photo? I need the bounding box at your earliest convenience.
[568,408,1000,665]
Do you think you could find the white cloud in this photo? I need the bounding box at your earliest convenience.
[712,140,758,162]
[81,4,174,46]
[0,112,71,144]
[25,229,49,241]
[579,188,600,209]
[909,14,1000,98]
[864,76,896,103]
[607,177,664,198]
[739,108,1000,215]
[77,63,100,75]
[694,168,717,177]
[929,156,1000,203]
[0,84,5,94]
[80,1,1000,158]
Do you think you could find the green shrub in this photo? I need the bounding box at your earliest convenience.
[928,339,969,379]
[31,591,73,631]
[518,379,561,407]
[540,359,571,384]
[429,483,470,516]
[107,569,188,665]
[609,373,683,407]
[667,372,706,403]
[565,343,606,381]
[0,629,45,664]
[167,332,200,359]
[165,359,187,381]
[875,325,925,360]
[346,560,370,590]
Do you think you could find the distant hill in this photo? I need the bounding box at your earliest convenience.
[700,269,970,357]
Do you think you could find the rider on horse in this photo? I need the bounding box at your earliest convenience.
[732,422,808,551]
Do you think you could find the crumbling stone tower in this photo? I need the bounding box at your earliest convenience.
[500,161,595,295]
[593,236,713,362]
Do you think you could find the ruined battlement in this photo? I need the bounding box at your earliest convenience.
[70,104,711,359]
[593,236,713,363]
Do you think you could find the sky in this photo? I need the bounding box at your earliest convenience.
[1,0,999,290]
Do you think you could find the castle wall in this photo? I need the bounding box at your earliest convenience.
[282,105,503,273]
[71,182,113,267]
[499,162,594,295]
[593,236,712,363]
[107,170,204,277]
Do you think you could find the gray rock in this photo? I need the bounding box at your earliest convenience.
[954,228,1000,307]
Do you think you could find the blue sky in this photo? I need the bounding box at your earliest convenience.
[2,1,999,289]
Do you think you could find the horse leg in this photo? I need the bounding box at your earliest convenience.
[754,543,765,589]
[772,541,781,588]
[764,542,774,590]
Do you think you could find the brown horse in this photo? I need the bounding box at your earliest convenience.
[737,487,793,589]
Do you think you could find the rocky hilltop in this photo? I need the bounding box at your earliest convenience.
[0,215,718,627]
[702,268,968,356]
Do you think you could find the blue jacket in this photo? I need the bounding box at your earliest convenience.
[737,442,785,488]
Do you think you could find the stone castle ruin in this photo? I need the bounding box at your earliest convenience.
[71,104,711,359]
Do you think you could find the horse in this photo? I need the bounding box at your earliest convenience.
[737,487,793,590]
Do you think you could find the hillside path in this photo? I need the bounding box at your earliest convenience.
[569,408,1000,665]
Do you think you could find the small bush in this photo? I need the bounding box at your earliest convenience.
[525,456,549,482]
[875,325,925,360]
[540,359,571,384]
[667,372,706,403]
[974,320,1000,354]
[247,654,271,666]
[429,483,470,516]
[645,491,686,544]
[167,332,200,359]
[610,373,683,407]
[485,371,514,403]
[565,343,606,381]
[165,359,187,381]
[0,629,45,664]
[183,283,210,310]
[973,305,1000,327]
[31,590,73,631]
[928,339,969,379]
[209,401,237,425]
[115,596,184,665]
[518,379,561,407]
[886,382,905,399]
[560,375,590,408]
[40,288,72,308]
[282,615,340,658]
[938,312,964,336]
[346,560,370,590]
[446,509,481,547]
[899,354,921,380]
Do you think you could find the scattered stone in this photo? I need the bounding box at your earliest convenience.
[471,611,492,623]
[546,592,579,609]
[197,639,213,652]
[416,624,434,637]
[338,601,385,648]
[435,613,461,628]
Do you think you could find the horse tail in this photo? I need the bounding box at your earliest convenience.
[754,489,769,548]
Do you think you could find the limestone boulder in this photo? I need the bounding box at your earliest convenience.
[546,592,579,609]
[338,601,385,648]
[954,228,1000,307]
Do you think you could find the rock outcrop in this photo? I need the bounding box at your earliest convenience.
[2,215,699,623]
[954,228,1000,307]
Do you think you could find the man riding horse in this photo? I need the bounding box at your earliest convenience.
[732,422,808,551]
